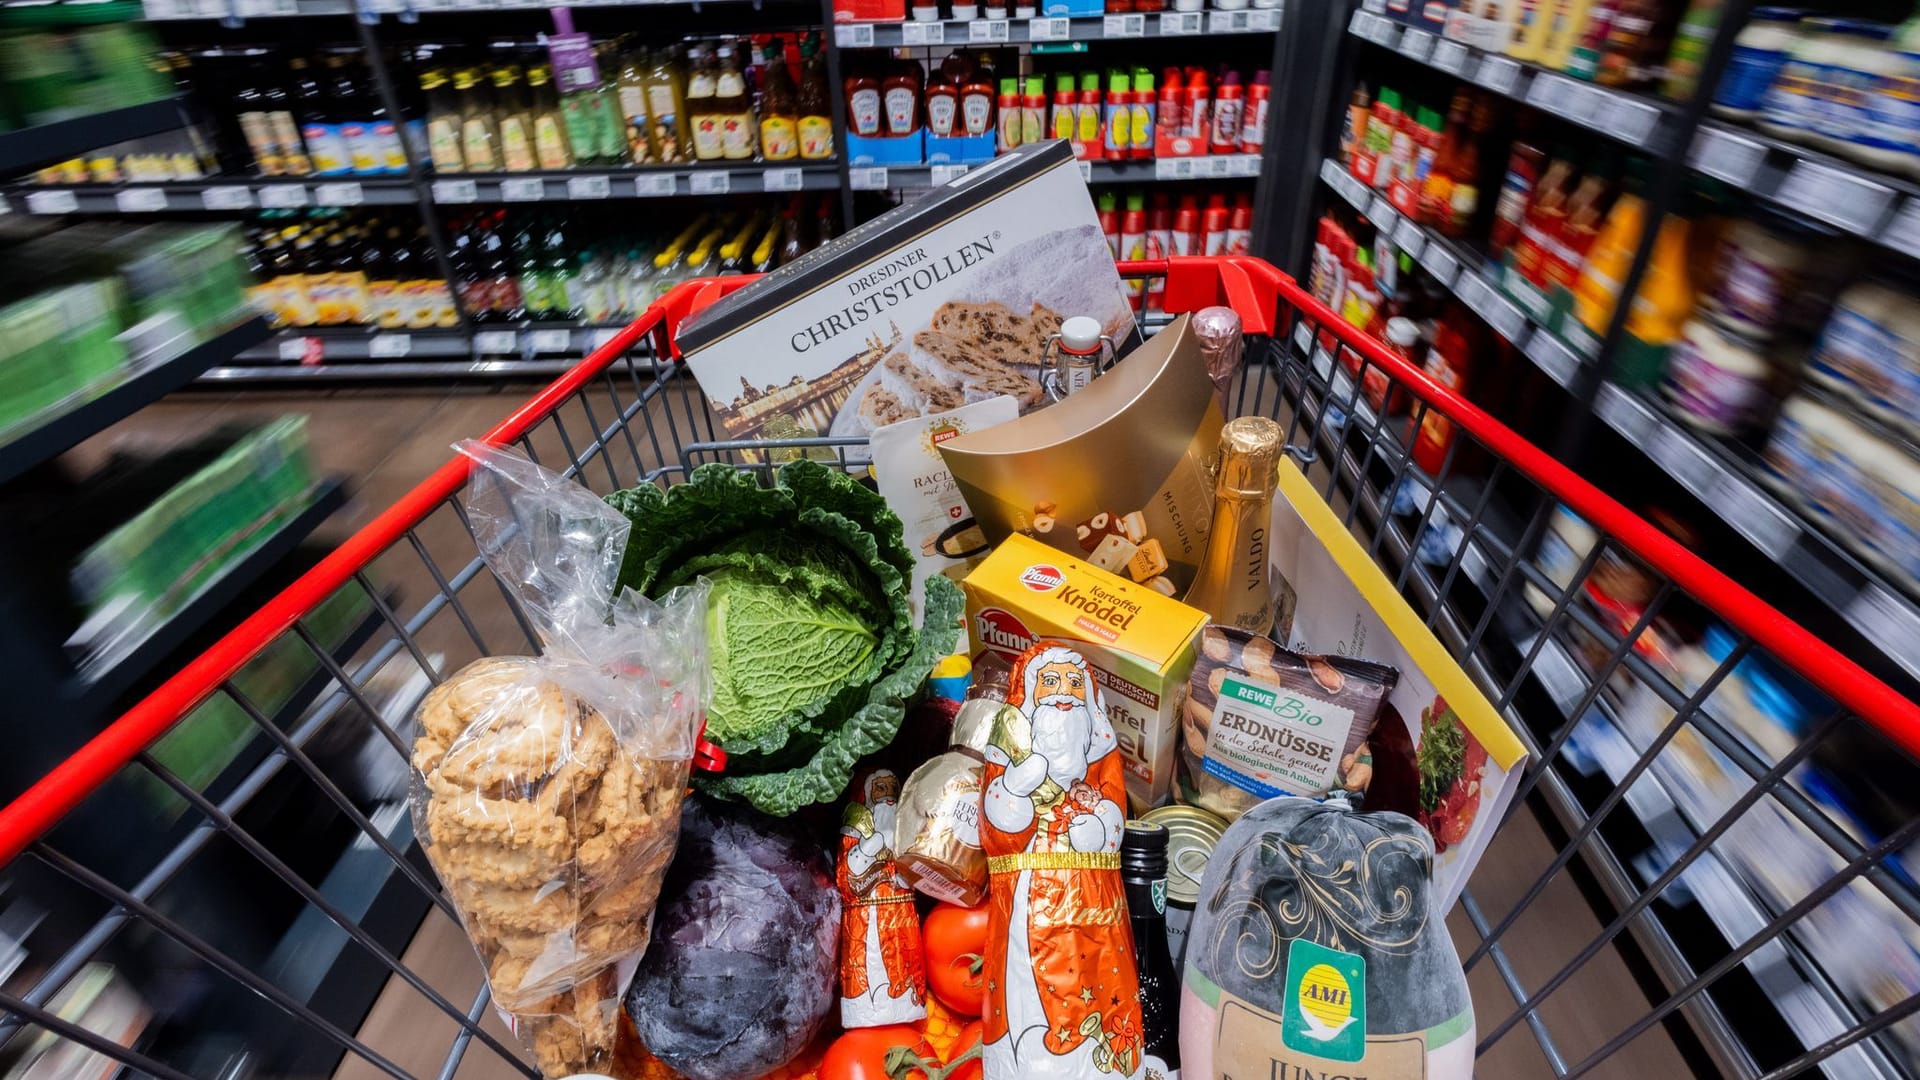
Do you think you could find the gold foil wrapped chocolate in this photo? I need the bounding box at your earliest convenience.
[894,752,989,906]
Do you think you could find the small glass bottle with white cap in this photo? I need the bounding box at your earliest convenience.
[1043,314,1115,400]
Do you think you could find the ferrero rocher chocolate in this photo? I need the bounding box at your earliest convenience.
[894,751,989,906]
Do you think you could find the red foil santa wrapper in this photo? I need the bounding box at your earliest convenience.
[837,768,929,1028]
[980,642,1144,1079]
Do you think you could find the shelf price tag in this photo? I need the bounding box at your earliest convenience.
[1707,473,1799,561]
[1475,56,1521,96]
[1201,155,1230,177]
[278,336,312,362]
[835,23,876,47]
[902,20,945,44]
[1078,160,1093,183]
[690,170,731,194]
[1688,126,1764,188]
[314,182,363,206]
[1162,11,1202,34]
[1292,320,1312,355]
[1417,239,1458,285]
[24,190,79,215]
[970,18,1010,41]
[258,183,308,209]
[1367,192,1396,228]
[143,0,185,18]
[1348,7,1370,36]
[1232,154,1260,176]
[500,177,545,201]
[1777,160,1892,236]
[1524,330,1578,388]
[1247,8,1278,30]
[1028,16,1069,40]
[1367,13,1396,44]
[591,327,622,350]
[1884,198,1920,255]
[566,174,612,199]
[762,167,803,192]
[1847,583,1920,679]
[431,178,478,204]
[1157,157,1198,180]
[368,334,411,358]
[529,329,572,353]
[1651,423,1724,497]
[929,163,969,185]
[1392,215,1425,258]
[474,330,518,354]
[850,166,890,190]
[1432,38,1469,74]
[1207,9,1249,32]
[1103,13,1144,36]
[1595,384,1655,445]
[1396,28,1433,62]
[1603,96,1661,145]
[1456,270,1528,343]
[114,188,168,213]
[635,173,677,197]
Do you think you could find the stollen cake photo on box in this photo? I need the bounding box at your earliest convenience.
[672,141,1134,457]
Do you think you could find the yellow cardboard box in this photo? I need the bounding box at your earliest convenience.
[962,532,1207,811]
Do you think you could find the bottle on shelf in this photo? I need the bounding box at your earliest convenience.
[687,45,723,161]
[455,68,501,173]
[759,40,801,161]
[527,65,573,170]
[961,60,995,138]
[1049,72,1075,144]
[714,44,756,161]
[493,65,538,173]
[1209,69,1242,155]
[590,46,629,165]
[1489,118,1544,258]
[1102,71,1131,158]
[797,37,834,159]
[1239,69,1269,155]
[929,57,962,139]
[885,61,923,137]
[296,57,350,177]
[847,62,883,139]
[235,64,291,177]
[421,63,466,173]
[646,47,692,163]
[616,49,655,165]
[997,76,1021,153]
[1130,68,1154,160]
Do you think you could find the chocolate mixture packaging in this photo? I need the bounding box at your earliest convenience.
[961,532,1207,811]
[1179,627,1397,821]
[939,313,1223,597]
[674,140,1133,455]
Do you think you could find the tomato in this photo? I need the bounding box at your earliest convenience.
[944,1020,985,1080]
[921,903,990,1016]
[821,1024,936,1080]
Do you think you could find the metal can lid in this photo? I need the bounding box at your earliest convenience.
[1140,804,1228,903]
[1058,315,1104,354]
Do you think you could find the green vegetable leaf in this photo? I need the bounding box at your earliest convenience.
[699,573,964,816]
[1416,704,1467,813]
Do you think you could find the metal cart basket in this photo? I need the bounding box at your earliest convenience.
[3,255,1918,1080]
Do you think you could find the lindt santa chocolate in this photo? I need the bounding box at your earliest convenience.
[837,769,929,1027]
[980,642,1144,1079]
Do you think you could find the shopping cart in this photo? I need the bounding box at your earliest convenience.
[2,255,1917,1080]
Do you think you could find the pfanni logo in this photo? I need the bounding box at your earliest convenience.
[976,608,1038,653]
[1020,564,1065,592]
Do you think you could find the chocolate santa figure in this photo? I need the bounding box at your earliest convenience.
[980,643,1144,1079]
[838,769,929,1027]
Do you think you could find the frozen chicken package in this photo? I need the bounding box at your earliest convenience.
[408,442,710,1078]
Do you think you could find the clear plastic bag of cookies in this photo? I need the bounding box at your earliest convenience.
[409,442,710,1077]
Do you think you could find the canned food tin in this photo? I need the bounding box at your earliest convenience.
[1140,803,1227,971]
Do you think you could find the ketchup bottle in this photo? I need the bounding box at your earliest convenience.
[1209,70,1242,155]
[1170,194,1199,255]
[962,66,995,136]
[846,67,882,138]
[926,65,959,137]
[1225,192,1252,254]
[1183,68,1210,145]
[1239,69,1269,154]
[883,62,921,135]
[1200,192,1229,254]
[1157,67,1182,153]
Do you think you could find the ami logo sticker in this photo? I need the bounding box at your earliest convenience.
[1283,938,1366,1063]
[1020,564,1065,592]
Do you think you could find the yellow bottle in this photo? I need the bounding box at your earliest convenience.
[1539,0,1596,71]
[1508,0,1564,62]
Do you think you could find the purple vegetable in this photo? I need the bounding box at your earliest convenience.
[624,796,841,1080]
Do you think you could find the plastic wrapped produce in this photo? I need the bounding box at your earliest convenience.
[408,442,710,1078]
[624,795,841,1080]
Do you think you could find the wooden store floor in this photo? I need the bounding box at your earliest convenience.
[76,382,1696,1080]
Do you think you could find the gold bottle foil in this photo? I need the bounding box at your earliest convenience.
[894,752,988,906]
[1191,305,1245,409]
[1185,416,1285,636]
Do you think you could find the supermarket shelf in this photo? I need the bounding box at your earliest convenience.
[0,98,189,180]
[427,162,841,204]
[2,177,418,215]
[70,478,349,715]
[1317,157,1594,385]
[228,323,651,367]
[1588,383,1920,689]
[1282,353,1903,1077]
[0,318,271,486]
[1346,10,1682,160]
[140,0,768,18]
[1690,120,1920,251]
[865,153,1260,190]
[832,8,1278,48]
